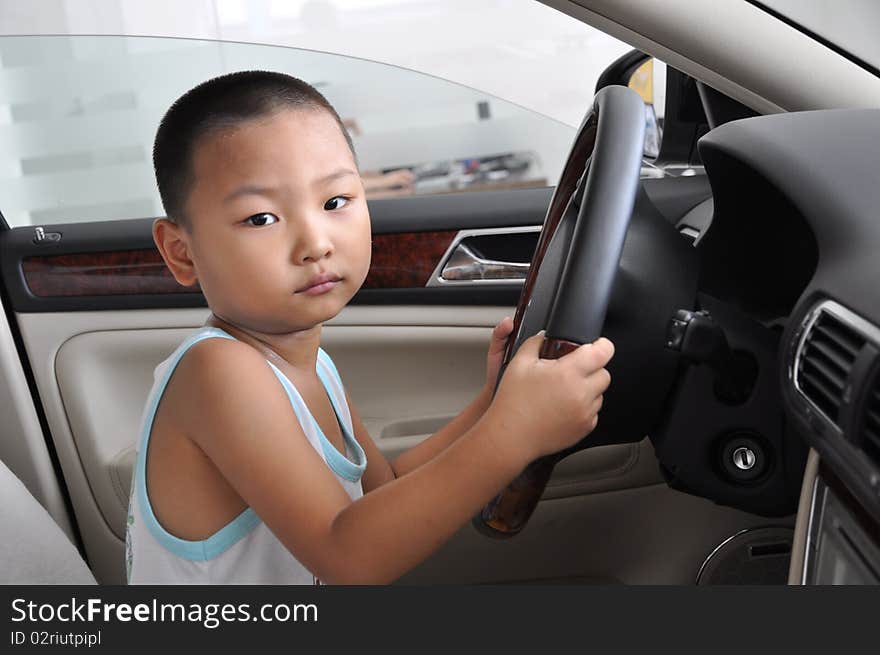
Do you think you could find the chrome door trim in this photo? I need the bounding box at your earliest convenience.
[426,225,541,287]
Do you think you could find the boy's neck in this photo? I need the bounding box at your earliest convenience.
[205,313,321,371]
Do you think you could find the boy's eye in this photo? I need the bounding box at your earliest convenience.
[324,196,348,211]
[244,213,278,227]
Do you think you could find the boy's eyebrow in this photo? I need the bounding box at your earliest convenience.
[222,168,358,204]
[223,184,277,204]
[313,168,358,186]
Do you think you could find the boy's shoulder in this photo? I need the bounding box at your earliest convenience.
[156,331,327,456]
[163,335,283,424]
[175,335,274,387]
[179,331,262,366]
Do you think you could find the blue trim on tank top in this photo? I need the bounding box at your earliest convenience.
[316,348,367,480]
[267,357,366,483]
[135,326,364,562]
[135,328,260,561]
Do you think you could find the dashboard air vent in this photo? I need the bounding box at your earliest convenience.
[797,310,866,426]
[859,373,880,467]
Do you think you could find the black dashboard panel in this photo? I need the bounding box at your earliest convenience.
[699,109,880,329]
[694,153,818,321]
[698,109,880,528]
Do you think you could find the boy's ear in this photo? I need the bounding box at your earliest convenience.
[153,218,198,287]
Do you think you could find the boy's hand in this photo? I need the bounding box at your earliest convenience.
[485,332,615,462]
[485,316,514,390]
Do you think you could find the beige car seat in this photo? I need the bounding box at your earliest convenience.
[0,458,96,584]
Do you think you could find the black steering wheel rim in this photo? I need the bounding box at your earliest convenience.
[504,86,647,380]
[473,86,657,539]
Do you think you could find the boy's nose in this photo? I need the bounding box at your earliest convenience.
[292,218,333,264]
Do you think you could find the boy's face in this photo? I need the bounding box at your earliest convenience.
[177,107,371,335]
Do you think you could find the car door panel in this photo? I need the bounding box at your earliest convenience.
[0,294,76,543]
[2,179,779,585]
[36,304,670,581]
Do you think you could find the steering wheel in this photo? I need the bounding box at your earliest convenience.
[473,86,662,538]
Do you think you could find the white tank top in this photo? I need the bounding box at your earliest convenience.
[125,326,365,584]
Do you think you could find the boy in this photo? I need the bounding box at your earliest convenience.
[126,70,613,584]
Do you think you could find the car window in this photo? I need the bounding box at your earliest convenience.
[0,35,585,227]
[0,2,642,228]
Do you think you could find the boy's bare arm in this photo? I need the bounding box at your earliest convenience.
[350,318,512,489]
[175,338,522,584]
[348,385,492,492]
[176,333,611,584]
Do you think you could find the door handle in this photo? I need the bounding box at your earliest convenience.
[440,243,529,282]
[426,225,540,287]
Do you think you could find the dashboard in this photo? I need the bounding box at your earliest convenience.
[697,108,880,583]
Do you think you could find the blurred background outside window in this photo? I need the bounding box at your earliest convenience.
[0,0,664,227]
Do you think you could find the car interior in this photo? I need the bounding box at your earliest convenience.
[1,0,879,585]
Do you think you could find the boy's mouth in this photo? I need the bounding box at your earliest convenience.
[296,272,342,296]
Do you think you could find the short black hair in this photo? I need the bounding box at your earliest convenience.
[153,70,356,227]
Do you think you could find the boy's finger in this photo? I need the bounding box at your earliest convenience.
[488,320,513,355]
[594,337,615,359]
[585,367,612,395]
[570,337,615,373]
[513,330,545,360]
[493,316,514,340]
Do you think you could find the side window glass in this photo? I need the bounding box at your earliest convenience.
[0,36,578,227]
[307,55,574,201]
[0,29,640,227]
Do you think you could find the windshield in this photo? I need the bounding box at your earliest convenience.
[757,0,880,73]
